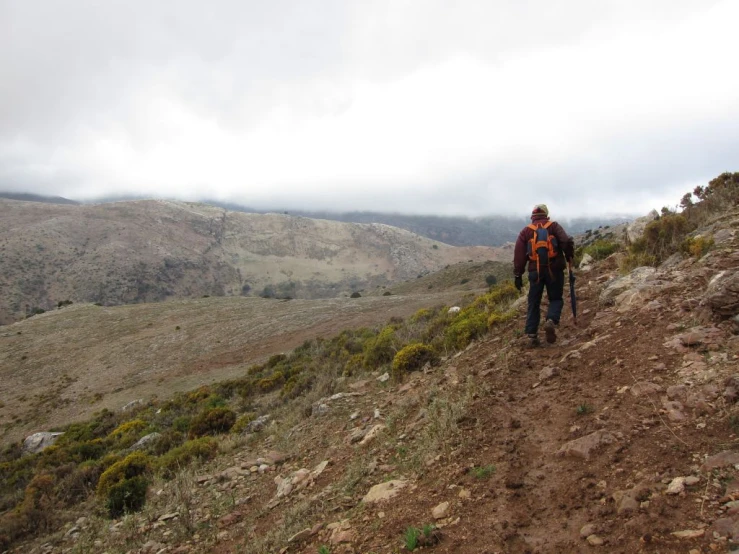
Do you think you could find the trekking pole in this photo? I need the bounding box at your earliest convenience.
[568,260,577,326]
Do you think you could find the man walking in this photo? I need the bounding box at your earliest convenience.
[513,204,574,346]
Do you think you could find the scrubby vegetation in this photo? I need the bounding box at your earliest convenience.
[621,172,738,271]
[0,280,522,550]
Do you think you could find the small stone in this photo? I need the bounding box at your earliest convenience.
[672,529,705,539]
[666,477,686,495]
[432,501,450,520]
[458,488,471,499]
[359,424,385,446]
[363,479,408,503]
[538,366,559,381]
[586,534,604,546]
[288,528,312,543]
[377,372,390,383]
[580,523,597,538]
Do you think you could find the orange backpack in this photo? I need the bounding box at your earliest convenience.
[526,221,559,276]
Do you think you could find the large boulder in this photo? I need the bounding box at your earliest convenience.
[23,432,64,455]
[704,270,739,318]
[128,432,162,452]
[599,267,656,306]
[626,210,659,244]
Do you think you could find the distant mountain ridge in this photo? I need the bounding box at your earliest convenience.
[205,202,631,247]
[1,192,630,246]
[0,199,506,323]
[0,192,80,205]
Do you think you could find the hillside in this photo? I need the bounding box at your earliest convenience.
[0,290,485,446]
[0,199,506,324]
[207,202,630,247]
[2,175,738,554]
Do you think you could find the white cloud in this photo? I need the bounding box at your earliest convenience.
[1,0,737,217]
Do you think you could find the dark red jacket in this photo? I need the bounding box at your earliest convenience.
[513,215,574,276]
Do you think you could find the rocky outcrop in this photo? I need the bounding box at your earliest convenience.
[23,432,64,455]
[626,210,659,244]
[705,270,739,318]
[625,209,658,243]
[599,267,656,306]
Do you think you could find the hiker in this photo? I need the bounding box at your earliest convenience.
[513,204,574,346]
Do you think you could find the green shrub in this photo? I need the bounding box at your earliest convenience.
[188,407,236,438]
[282,373,314,398]
[107,419,148,449]
[157,437,218,478]
[391,343,437,380]
[444,310,487,350]
[582,239,619,261]
[485,274,497,286]
[471,464,496,478]
[65,439,106,462]
[105,475,148,518]
[231,413,257,434]
[350,291,361,298]
[405,526,420,551]
[639,213,691,263]
[619,250,656,272]
[342,353,364,377]
[410,308,433,323]
[681,235,714,258]
[57,410,119,444]
[257,371,285,392]
[96,452,151,500]
[266,353,287,368]
[55,461,103,505]
[172,416,192,433]
[363,326,397,369]
[487,309,515,328]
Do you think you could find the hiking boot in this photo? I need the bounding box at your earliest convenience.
[527,334,540,348]
[543,319,557,344]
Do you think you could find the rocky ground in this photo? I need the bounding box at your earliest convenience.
[14,211,739,554]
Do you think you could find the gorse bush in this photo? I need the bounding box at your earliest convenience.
[96,452,150,517]
[107,419,148,449]
[188,407,236,438]
[681,235,714,259]
[96,452,150,499]
[363,325,397,368]
[391,343,438,380]
[444,310,487,350]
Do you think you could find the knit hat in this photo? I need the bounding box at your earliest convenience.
[532,204,549,217]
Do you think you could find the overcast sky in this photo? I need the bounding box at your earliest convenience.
[1,0,737,218]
